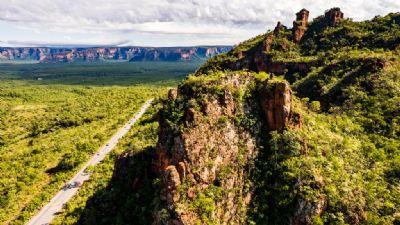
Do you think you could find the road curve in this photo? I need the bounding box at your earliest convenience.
[27,99,154,225]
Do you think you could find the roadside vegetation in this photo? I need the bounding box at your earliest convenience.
[52,102,160,225]
[0,62,198,224]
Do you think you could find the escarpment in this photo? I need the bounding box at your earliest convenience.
[153,72,303,225]
[110,7,400,225]
[0,46,232,63]
[155,73,261,224]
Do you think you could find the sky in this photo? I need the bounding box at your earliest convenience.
[0,0,399,47]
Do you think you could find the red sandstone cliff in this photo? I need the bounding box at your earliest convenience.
[151,72,301,225]
[0,46,231,63]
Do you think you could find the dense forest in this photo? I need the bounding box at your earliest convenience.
[0,62,200,224]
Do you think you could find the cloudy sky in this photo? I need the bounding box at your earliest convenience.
[0,0,398,47]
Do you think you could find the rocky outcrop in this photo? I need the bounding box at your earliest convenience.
[155,72,261,225]
[219,9,318,76]
[293,9,310,43]
[292,195,327,225]
[324,8,344,26]
[0,46,232,63]
[163,165,182,206]
[236,50,246,59]
[195,9,321,77]
[263,34,275,52]
[259,81,293,131]
[274,21,287,35]
[152,71,304,225]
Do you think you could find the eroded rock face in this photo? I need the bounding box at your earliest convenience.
[154,73,304,224]
[292,195,327,225]
[236,51,245,59]
[155,73,261,225]
[293,9,310,43]
[263,34,275,52]
[164,165,181,205]
[324,8,344,26]
[259,81,293,131]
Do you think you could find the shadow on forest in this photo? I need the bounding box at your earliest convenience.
[68,147,160,225]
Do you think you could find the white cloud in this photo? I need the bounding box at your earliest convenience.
[0,0,398,46]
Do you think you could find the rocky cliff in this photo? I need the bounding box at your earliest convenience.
[110,8,400,225]
[152,71,306,225]
[0,46,231,63]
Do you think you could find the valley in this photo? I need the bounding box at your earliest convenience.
[0,61,200,224]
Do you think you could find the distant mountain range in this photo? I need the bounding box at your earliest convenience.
[0,46,232,63]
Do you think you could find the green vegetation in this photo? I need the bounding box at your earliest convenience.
[249,94,400,224]
[196,12,400,77]
[52,102,161,225]
[0,62,199,224]
[180,63,399,224]
[0,61,201,86]
[301,13,400,54]
[192,10,400,225]
[2,9,399,225]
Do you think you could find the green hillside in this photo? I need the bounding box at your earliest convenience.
[189,8,400,225]
[146,8,399,225]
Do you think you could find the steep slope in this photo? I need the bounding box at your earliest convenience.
[153,72,307,225]
[111,8,399,225]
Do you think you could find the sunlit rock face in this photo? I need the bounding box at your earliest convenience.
[154,73,260,225]
[292,9,309,43]
[259,81,293,131]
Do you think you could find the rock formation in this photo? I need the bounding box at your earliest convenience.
[152,70,305,225]
[154,72,262,225]
[263,34,275,52]
[274,21,287,35]
[293,9,310,43]
[259,81,293,131]
[324,8,344,26]
[167,88,178,101]
[236,50,245,59]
